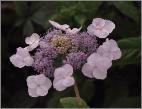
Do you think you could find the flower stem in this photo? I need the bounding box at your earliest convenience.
[73,81,81,104]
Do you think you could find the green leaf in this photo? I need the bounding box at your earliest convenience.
[109,97,141,108]
[60,97,89,108]
[113,1,140,23]
[6,89,37,108]
[14,1,28,17]
[114,37,141,66]
[23,20,34,36]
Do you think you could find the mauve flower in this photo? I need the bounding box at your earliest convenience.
[10,47,34,68]
[63,52,87,70]
[26,74,52,97]
[87,18,115,38]
[25,33,40,51]
[72,32,98,55]
[53,64,75,91]
[82,53,112,80]
[97,38,122,60]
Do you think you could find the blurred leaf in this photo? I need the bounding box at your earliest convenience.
[79,79,95,103]
[74,15,87,26]
[7,89,37,108]
[114,37,141,66]
[113,1,140,23]
[104,77,129,107]
[14,1,28,17]
[60,97,89,108]
[109,97,141,108]
[23,20,34,36]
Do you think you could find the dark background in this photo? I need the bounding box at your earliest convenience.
[1,1,141,108]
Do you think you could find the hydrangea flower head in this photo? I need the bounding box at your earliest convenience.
[9,18,121,97]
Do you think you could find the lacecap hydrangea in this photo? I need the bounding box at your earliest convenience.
[10,18,121,97]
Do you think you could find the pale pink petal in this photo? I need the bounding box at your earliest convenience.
[27,41,39,51]
[81,63,94,78]
[28,88,38,97]
[54,67,67,79]
[62,76,75,87]
[87,53,99,65]
[93,29,109,38]
[92,18,105,29]
[93,67,107,80]
[25,33,40,45]
[10,54,25,68]
[103,20,115,33]
[66,27,82,34]
[53,79,66,91]
[62,64,73,76]
[42,78,52,89]
[26,75,37,89]
[16,47,30,57]
[36,86,48,96]
[54,64,73,79]
[49,20,69,31]
[34,74,46,85]
[24,56,34,66]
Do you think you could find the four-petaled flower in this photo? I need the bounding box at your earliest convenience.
[53,64,75,91]
[97,38,122,60]
[82,53,112,80]
[87,18,115,38]
[26,74,52,97]
[10,47,34,68]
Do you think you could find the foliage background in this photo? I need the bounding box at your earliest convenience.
[1,1,141,108]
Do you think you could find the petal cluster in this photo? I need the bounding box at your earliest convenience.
[25,33,40,51]
[53,64,75,91]
[87,18,115,38]
[97,38,122,60]
[82,53,112,79]
[26,74,52,97]
[10,47,34,68]
[82,38,121,80]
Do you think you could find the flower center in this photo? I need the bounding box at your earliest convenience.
[51,35,72,54]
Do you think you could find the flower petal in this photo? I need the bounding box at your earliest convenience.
[10,54,25,68]
[25,33,40,45]
[28,88,38,97]
[62,76,75,87]
[103,20,115,33]
[53,79,66,91]
[93,67,107,80]
[82,63,94,78]
[36,86,48,96]
[26,75,37,89]
[92,18,105,29]
[24,56,34,66]
[34,74,46,85]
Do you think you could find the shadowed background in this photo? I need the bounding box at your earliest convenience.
[1,1,141,108]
